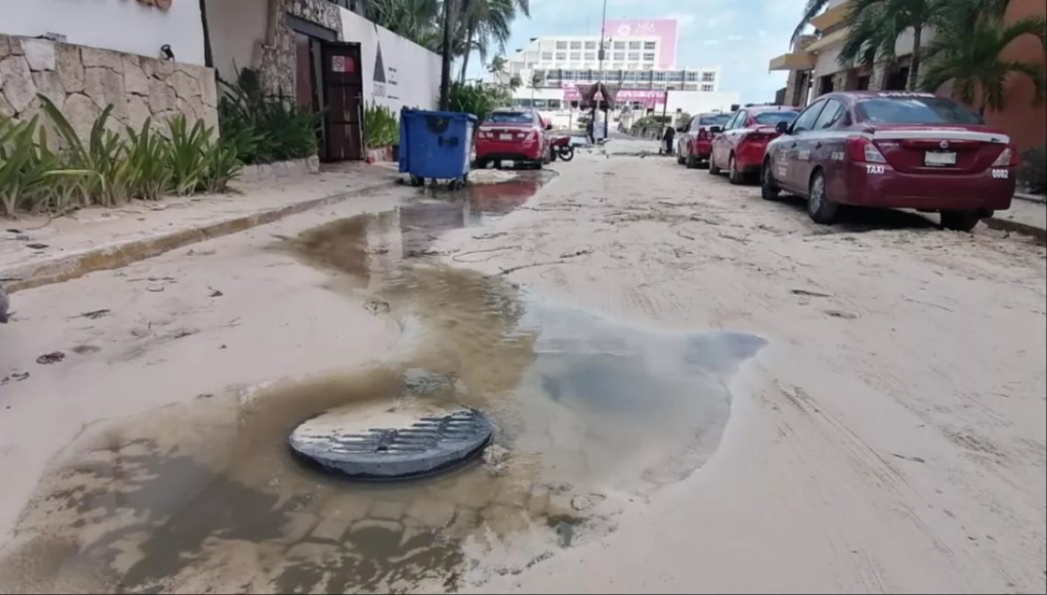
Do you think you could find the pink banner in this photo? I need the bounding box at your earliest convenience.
[562,85,667,107]
[603,19,678,70]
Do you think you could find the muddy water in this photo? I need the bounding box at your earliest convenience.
[0,178,766,594]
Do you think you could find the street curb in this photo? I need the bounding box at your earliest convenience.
[2,181,398,294]
[1014,192,1046,205]
[985,215,1047,244]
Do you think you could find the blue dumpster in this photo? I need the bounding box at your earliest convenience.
[399,109,476,189]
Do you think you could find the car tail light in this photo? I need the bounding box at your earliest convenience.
[992,145,1017,167]
[847,136,887,163]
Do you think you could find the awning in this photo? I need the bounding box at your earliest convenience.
[768,52,816,71]
[806,27,849,53]
[810,0,850,33]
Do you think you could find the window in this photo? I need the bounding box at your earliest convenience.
[754,111,800,126]
[570,41,582,50]
[644,63,654,70]
[614,41,626,49]
[724,112,743,130]
[792,101,827,132]
[856,96,983,124]
[628,52,640,61]
[628,41,642,50]
[569,52,581,60]
[643,53,656,62]
[548,99,562,109]
[626,63,639,71]
[533,99,549,109]
[654,71,666,81]
[623,71,638,81]
[584,52,596,60]
[696,84,710,92]
[585,41,597,50]
[562,70,576,80]
[702,72,716,82]
[556,41,568,50]
[541,52,553,61]
[813,100,845,129]
[644,41,657,50]
[487,111,535,124]
[685,71,699,82]
[683,83,698,91]
[613,52,625,61]
[700,113,732,127]
[555,52,567,61]
[668,71,684,81]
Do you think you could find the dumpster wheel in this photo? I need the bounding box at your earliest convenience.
[409,175,425,187]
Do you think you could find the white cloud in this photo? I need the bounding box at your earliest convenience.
[703,39,721,46]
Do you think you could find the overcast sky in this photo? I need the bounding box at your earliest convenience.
[467,0,808,104]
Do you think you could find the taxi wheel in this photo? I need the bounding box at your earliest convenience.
[941,210,982,232]
[761,161,781,201]
[709,155,722,175]
[807,171,838,224]
[728,155,744,185]
[677,153,686,165]
[686,153,699,169]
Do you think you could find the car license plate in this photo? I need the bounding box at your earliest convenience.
[499,133,513,141]
[925,151,957,167]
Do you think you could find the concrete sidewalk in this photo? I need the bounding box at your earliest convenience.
[0,163,399,292]
[987,196,1047,241]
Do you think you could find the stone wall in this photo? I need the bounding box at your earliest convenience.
[0,34,217,140]
[259,0,344,96]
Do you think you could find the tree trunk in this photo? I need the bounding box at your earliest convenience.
[199,0,214,68]
[440,0,457,110]
[908,25,923,91]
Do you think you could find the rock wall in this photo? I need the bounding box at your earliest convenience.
[259,0,344,96]
[0,34,218,140]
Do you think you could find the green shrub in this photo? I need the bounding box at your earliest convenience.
[363,102,399,149]
[40,96,129,207]
[218,68,321,165]
[125,118,172,201]
[1019,146,1046,195]
[0,115,93,217]
[448,82,507,125]
[167,115,215,196]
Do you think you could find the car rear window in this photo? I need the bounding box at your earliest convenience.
[856,97,984,125]
[753,111,799,125]
[700,114,731,126]
[487,112,535,124]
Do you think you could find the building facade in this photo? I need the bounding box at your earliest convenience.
[767,0,1046,151]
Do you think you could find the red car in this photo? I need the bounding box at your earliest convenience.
[710,106,801,184]
[475,109,552,169]
[762,92,1016,231]
[676,112,732,168]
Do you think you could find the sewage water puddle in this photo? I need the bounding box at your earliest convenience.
[0,188,766,594]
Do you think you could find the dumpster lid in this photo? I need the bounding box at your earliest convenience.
[402,109,477,123]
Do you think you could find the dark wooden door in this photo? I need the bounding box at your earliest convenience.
[294,33,314,111]
[320,42,364,161]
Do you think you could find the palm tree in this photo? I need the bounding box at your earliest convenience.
[529,71,543,103]
[488,55,508,83]
[457,0,530,83]
[366,0,443,51]
[793,0,939,91]
[838,0,937,91]
[509,74,523,91]
[921,2,1047,115]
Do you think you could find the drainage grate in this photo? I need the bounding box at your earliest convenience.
[290,407,495,480]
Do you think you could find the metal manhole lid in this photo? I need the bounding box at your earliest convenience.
[289,401,494,480]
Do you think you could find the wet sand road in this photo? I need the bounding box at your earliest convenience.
[1,147,1045,593]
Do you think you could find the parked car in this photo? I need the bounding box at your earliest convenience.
[676,112,732,168]
[762,92,1016,231]
[475,110,552,169]
[710,106,801,184]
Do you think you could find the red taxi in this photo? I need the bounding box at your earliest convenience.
[762,92,1016,231]
[676,112,732,168]
[475,109,552,169]
[710,106,800,184]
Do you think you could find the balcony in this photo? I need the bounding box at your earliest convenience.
[768,52,816,71]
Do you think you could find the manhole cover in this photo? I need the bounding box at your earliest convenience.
[289,401,494,480]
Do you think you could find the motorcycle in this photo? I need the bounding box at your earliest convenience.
[549,135,575,162]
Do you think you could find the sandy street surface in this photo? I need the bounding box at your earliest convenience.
[0,145,1044,594]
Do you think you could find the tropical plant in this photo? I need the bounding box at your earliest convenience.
[448,81,503,124]
[457,0,530,82]
[509,74,522,91]
[487,55,507,83]
[167,115,215,196]
[0,117,55,217]
[125,118,172,201]
[840,0,937,91]
[920,1,1047,115]
[363,103,400,149]
[202,142,243,194]
[218,68,321,165]
[1019,146,1046,194]
[367,0,443,51]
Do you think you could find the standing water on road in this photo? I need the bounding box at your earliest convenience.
[0,177,766,593]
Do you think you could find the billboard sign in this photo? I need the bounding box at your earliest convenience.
[603,19,678,69]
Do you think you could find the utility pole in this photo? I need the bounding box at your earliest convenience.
[440,0,457,110]
[596,0,609,140]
